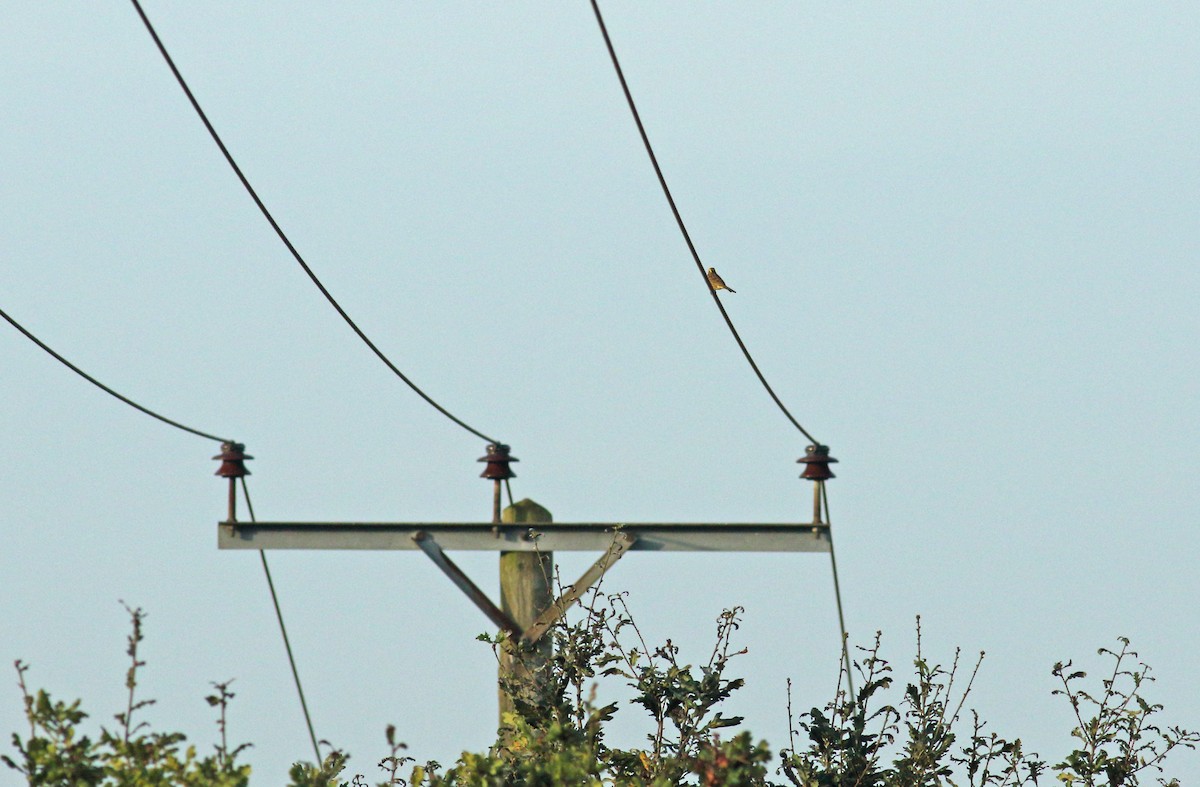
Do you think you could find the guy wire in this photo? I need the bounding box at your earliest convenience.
[240,477,322,763]
[822,482,855,702]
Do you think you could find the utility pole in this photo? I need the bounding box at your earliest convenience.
[215,442,836,723]
[478,443,555,721]
[498,498,553,722]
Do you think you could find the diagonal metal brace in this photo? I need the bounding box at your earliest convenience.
[412,531,521,640]
[523,531,637,645]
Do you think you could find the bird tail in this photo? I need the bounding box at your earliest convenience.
[727,287,736,293]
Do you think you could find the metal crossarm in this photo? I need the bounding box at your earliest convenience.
[218,521,830,553]
[218,520,828,654]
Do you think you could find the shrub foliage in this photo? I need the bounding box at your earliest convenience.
[5,597,1196,786]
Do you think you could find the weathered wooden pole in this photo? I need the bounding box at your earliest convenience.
[498,498,554,723]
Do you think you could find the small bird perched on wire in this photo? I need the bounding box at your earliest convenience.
[707,267,736,293]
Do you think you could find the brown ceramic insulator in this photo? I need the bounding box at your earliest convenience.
[478,443,518,481]
[797,444,837,481]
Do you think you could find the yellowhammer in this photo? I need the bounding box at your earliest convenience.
[707,267,736,293]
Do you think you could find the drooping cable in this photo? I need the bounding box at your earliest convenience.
[239,477,322,763]
[3,302,321,752]
[591,4,850,694]
[2,300,321,755]
[589,1,819,446]
[1,304,229,443]
[127,0,499,446]
[821,482,855,701]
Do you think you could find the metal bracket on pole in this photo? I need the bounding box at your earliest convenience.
[412,529,637,646]
[522,531,637,645]
[412,531,522,640]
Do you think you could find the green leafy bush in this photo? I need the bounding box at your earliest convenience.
[6,599,1196,786]
[3,603,253,787]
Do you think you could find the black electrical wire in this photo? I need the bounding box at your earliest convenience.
[821,482,855,702]
[1,304,229,443]
[2,302,324,752]
[589,1,820,447]
[128,0,499,446]
[239,478,322,763]
[591,3,852,697]
[0,302,324,757]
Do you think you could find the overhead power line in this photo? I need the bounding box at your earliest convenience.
[127,0,499,446]
[2,304,322,755]
[1,304,229,443]
[589,3,849,689]
[589,0,820,447]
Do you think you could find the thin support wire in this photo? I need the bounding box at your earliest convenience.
[822,482,855,702]
[0,305,228,443]
[128,0,499,446]
[240,478,321,763]
[589,0,819,446]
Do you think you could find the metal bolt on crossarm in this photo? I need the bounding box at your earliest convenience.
[478,443,518,524]
[797,444,836,525]
[214,441,253,522]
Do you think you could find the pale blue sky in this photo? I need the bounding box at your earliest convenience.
[3,2,1198,782]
